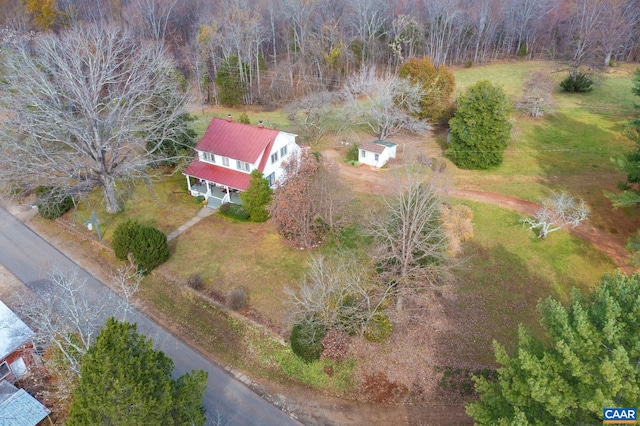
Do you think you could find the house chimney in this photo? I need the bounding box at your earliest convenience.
[226,114,232,122]
[258,120,264,128]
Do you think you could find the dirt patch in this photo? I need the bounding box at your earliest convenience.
[324,150,632,273]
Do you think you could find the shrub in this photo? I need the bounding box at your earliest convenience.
[238,112,250,124]
[226,287,247,311]
[559,72,593,93]
[35,186,73,220]
[364,313,392,342]
[290,320,326,363]
[195,195,205,205]
[239,170,273,222]
[112,220,142,261]
[186,273,204,290]
[447,80,512,169]
[345,143,359,163]
[219,202,250,221]
[129,225,170,275]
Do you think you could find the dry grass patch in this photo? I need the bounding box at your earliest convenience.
[166,215,309,328]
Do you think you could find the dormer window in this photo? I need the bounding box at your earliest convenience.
[222,157,229,167]
[236,160,250,172]
[201,152,215,163]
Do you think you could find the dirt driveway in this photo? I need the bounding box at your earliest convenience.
[323,148,631,272]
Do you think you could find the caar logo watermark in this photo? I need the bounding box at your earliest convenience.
[603,408,637,424]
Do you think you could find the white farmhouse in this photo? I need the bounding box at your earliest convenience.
[183,117,300,208]
[358,140,397,168]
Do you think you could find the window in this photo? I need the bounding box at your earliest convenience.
[222,157,229,167]
[236,160,250,172]
[201,152,215,163]
[266,172,276,186]
[360,150,366,158]
[271,152,279,164]
[0,362,9,380]
[374,154,379,162]
[280,145,288,157]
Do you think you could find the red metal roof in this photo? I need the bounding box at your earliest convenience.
[196,118,279,164]
[183,160,252,190]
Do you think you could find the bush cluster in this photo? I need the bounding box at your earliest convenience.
[290,320,326,363]
[35,186,74,220]
[559,72,593,93]
[219,202,250,221]
[226,287,247,311]
[186,273,204,290]
[363,313,393,342]
[345,143,359,163]
[111,220,169,274]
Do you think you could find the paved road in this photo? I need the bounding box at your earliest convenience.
[0,207,300,426]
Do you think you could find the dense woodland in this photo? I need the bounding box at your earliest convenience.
[2,0,639,105]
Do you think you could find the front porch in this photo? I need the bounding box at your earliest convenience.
[189,182,242,209]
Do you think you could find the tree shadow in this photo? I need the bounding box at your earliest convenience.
[432,241,583,370]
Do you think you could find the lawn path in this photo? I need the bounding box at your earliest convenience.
[324,149,632,272]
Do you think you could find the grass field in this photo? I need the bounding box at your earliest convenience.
[63,60,639,396]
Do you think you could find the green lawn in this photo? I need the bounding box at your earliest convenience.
[446,201,615,365]
[449,61,639,238]
[63,60,639,393]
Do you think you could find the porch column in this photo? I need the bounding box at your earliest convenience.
[223,185,231,203]
[186,175,192,191]
[205,182,212,198]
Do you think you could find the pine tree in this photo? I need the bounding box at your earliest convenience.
[447,80,512,169]
[240,170,273,222]
[67,317,207,425]
[466,272,640,425]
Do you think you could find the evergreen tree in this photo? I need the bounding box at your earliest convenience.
[466,272,640,425]
[68,317,207,426]
[240,170,273,222]
[608,69,640,207]
[447,80,512,169]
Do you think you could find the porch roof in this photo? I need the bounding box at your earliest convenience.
[183,160,251,191]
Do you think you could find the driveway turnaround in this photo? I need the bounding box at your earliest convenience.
[0,207,300,426]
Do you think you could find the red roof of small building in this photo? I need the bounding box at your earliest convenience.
[196,118,280,164]
[183,160,252,191]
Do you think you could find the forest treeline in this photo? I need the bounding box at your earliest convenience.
[1,0,639,105]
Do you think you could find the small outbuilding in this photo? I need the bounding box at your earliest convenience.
[0,300,36,383]
[358,140,397,168]
[0,380,50,425]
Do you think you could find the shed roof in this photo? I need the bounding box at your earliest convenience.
[0,300,34,361]
[359,140,386,154]
[195,118,280,164]
[0,381,50,426]
[373,139,397,148]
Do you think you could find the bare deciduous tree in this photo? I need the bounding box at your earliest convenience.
[516,71,555,117]
[128,0,179,41]
[344,75,430,139]
[269,150,352,249]
[366,166,450,310]
[521,192,589,239]
[15,264,141,376]
[0,25,192,213]
[285,91,339,145]
[287,252,393,336]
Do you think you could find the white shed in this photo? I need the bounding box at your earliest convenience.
[358,140,397,168]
